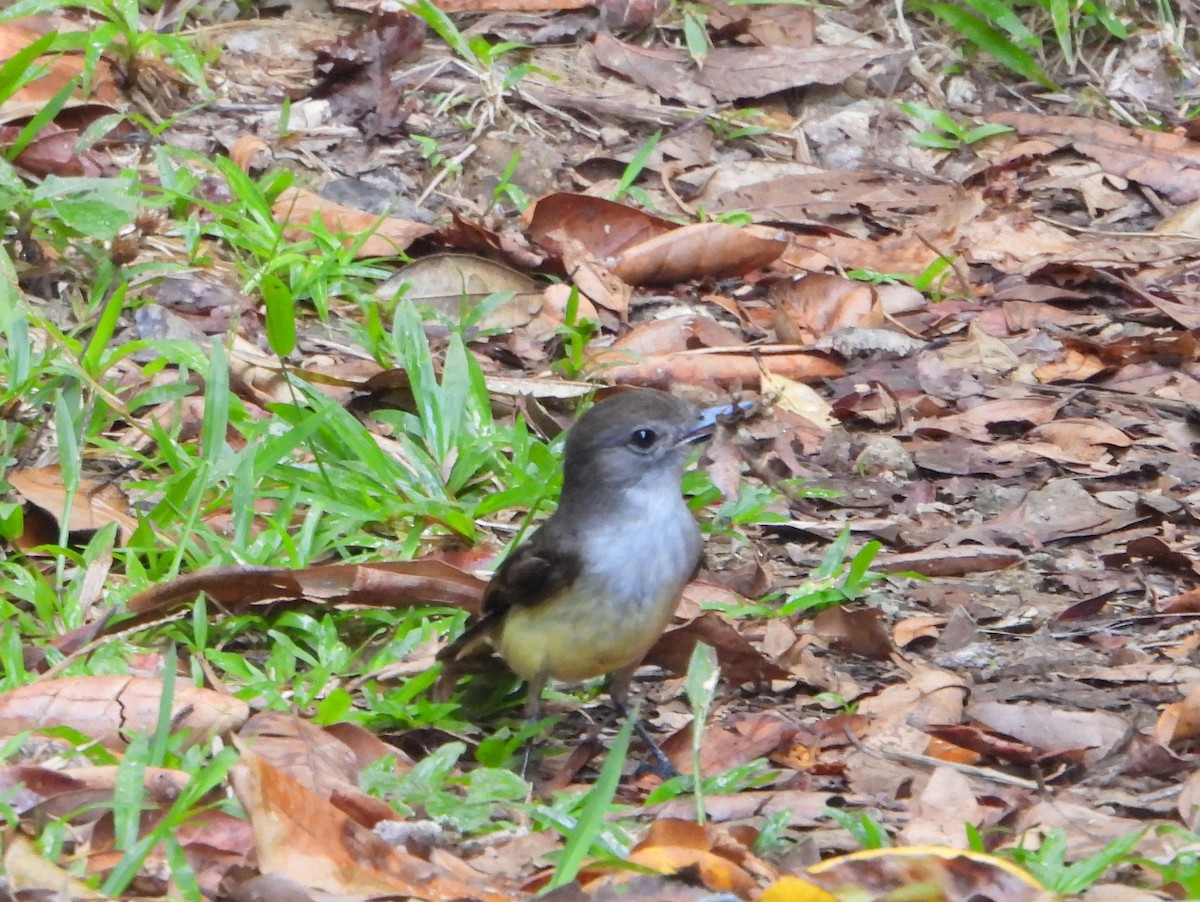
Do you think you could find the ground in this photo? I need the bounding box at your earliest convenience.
[2,1,1200,900]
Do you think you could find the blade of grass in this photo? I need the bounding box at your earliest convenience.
[921,3,1058,89]
[685,642,719,824]
[547,707,637,889]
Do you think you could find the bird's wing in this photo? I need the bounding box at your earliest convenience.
[481,526,583,618]
[436,523,582,664]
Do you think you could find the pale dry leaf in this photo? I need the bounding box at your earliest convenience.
[8,467,141,541]
[0,676,249,749]
[272,187,434,257]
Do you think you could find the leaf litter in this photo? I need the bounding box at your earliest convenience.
[5,0,1200,899]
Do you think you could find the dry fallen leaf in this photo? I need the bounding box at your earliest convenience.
[231,748,515,900]
[8,466,141,543]
[272,187,434,256]
[807,846,1051,902]
[0,676,249,749]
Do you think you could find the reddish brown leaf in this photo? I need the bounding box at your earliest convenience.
[811,606,892,661]
[647,613,788,684]
[806,847,1048,902]
[771,272,885,343]
[527,192,675,259]
[119,560,485,625]
[237,712,398,828]
[598,346,845,390]
[966,700,1128,765]
[611,222,788,285]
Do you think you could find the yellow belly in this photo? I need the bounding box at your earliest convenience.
[495,579,681,683]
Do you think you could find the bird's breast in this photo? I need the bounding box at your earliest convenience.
[496,493,701,683]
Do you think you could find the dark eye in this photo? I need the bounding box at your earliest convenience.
[630,428,657,450]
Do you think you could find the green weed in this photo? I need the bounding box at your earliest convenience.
[898,102,1014,150]
[826,806,892,849]
[999,827,1144,894]
[706,527,900,619]
[0,0,211,94]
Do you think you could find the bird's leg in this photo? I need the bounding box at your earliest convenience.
[519,671,548,779]
[609,664,679,780]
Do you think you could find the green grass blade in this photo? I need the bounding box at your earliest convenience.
[954,0,1039,47]
[262,273,296,358]
[1049,0,1074,68]
[686,642,719,824]
[923,3,1058,89]
[548,708,636,889]
[81,283,126,377]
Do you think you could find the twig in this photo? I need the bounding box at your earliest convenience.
[842,724,1043,791]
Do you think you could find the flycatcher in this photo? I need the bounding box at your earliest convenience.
[440,389,735,768]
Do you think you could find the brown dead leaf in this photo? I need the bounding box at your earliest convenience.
[532,282,600,340]
[780,230,946,281]
[899,767,981,848]
[955,478,1146,547]
[695,44,892,101]
[1157,683,1200,745]
[0,23,121,122]
[273,187,434,256]
[591,32,717,106]
[558,235,632,315]
[0,676,249,749]
[3,835,97,899]
[1033,347,1108,383]
[967,700,1129,765]
[8,466,141,543]
[599,345,845,390]
[926,724,1043,766]
[990,111,1200,204]
[893,615,947,647]
[914,397,1061,443]
[593,33,889,104]
[1010,796,1158,862]
[8,126,105,179]
[662,712,797,777]
[857,669,969,754]
[114,560,486,630]
[706,169,960,225]
[1025,419,1132,465]
[873,546,1024,577]
[811,606,892,661]
[611,222,788,285]
[527,192,675,259]
[232,748,514,900]
[1162,588,1200,615]
[1069,330,1200,367]
[923,735,983,766]
[618,819,762,899]
[936,322,1020,376]
[772,272,884,343]
[237,711,397,828]
[437,0,591,12]
[230,135,272,172]
[380,253,543,330]
[590,315,742,365]
[647,613,788,684]
[761,372,835,429]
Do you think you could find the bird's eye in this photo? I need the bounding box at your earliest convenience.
[629,428,657,450]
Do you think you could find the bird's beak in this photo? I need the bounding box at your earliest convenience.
[681,399,755,445]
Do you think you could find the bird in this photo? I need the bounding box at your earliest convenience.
[439,388,736,773]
